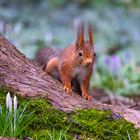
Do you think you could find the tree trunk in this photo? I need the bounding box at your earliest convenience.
[0,33,140,129]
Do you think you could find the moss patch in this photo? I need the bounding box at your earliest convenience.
[72,109,139,139]
[0,87,10,105]
[24,99,139,140]
[0,88,139,140]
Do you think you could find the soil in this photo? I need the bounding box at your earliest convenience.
[91,89,140,111]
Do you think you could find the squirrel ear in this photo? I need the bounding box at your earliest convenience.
[75,22,84,50]
[88,22,93,46]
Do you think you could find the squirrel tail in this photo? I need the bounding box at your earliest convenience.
[35,46,60,70]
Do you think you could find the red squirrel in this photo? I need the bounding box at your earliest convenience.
[36,23,95,100]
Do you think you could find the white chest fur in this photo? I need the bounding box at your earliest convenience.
[72,66,87,81]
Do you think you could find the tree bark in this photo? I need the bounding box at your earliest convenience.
[0,33,140,129]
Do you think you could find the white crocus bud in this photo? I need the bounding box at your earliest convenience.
[9,95,12,113]
[14,95,18,131]
[6,92,12,113]
[6,92,11,109]
[13,95,18,112]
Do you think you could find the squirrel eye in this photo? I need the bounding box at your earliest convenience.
[94,53,96,57]
[79,51,83,56]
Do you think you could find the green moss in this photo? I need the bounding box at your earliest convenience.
[0,87,10,106]
[25,99,139,140]
[26,99,68,130]
[0,88,139,140]
[72,109,139,140]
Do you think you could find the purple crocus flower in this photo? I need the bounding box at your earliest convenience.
[104,56,111,66]
[104,55,122,75]
[124,50,131,64]
[110,55,121,72]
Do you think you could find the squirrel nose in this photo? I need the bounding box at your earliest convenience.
[84,58,92,66]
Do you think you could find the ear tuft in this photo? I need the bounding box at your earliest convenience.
[75,21,84,50]
[88,22,93,46]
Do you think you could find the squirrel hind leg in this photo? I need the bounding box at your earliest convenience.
[45,57,60,81]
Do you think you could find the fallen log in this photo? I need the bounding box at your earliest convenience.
[0,33,140,129]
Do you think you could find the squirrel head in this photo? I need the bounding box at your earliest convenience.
[75,22,95,67]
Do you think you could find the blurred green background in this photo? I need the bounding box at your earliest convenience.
[1,0,140,96]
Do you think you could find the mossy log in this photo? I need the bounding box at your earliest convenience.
[0,33,140,129]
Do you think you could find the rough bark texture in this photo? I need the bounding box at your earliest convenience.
[0,33,140,129]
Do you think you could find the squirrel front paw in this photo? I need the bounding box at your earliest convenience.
[82,93,92,101]
[64,85,72,95]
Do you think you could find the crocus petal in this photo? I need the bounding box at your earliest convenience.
[14,95,18,112]
[109,55,122,75]
[6,92,11,109]
[9,95,12,113]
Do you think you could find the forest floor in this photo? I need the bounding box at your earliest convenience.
[91,89,140,111]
